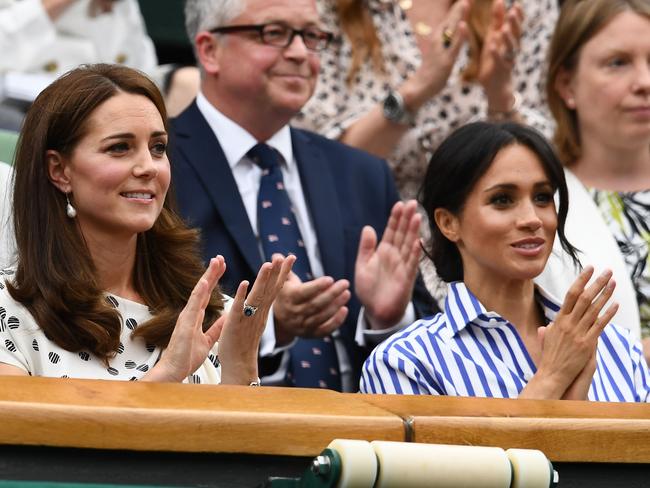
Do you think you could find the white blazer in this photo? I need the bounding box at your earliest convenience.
[0,161,15,268]
[0,0,157,100]
[535,169,641,339]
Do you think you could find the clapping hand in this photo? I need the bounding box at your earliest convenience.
[273,268,350,346]
[402,0,471,109]
[218,254,295,384]
[148,254,294,384]
[477,0,524,113]
[355,200,421,330]
[523,267,618,399]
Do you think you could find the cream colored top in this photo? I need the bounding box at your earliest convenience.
[0,272,225,384]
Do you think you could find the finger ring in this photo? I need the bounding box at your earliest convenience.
[243,302,259,317]
[442,28,453,49]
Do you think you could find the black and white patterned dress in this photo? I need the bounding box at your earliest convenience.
[294,0,557,201]
[0,271,222,384]
[294,0,558,303]
[592,190,650,339]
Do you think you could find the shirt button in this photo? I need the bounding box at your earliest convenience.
[43,61,58,72]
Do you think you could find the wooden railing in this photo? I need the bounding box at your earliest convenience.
[0,376,649,463]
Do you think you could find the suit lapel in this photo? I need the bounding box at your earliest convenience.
[173,103,262,273]
[291,129,345,280]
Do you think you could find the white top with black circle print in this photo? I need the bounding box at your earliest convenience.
[0,270,222,384]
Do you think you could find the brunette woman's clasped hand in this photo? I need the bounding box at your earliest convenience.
[524,266,619,400]
[146,255,295,385]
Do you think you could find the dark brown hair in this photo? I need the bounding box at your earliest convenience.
[9,63,223,361]
[336,0,384,84]
[547,0,650,164]
[419,122,579,282]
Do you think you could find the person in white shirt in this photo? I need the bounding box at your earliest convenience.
[171,0,437,391]
[0,0,203,128]
[0,160,13,266]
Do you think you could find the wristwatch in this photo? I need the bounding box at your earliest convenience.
[382,90,416,126]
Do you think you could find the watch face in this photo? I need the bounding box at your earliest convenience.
[383,93,405,122]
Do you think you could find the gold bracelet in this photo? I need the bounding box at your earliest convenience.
[487,92,522,121]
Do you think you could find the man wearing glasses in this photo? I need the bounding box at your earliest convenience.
[171,0,435,392]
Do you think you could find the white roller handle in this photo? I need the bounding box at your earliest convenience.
[506,448,554,488]
[326,439,555,488]
[327,439,377,488]
[372,441,512,488]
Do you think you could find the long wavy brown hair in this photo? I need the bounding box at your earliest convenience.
[547,0,650,165]
[8,64,223,362]
[336,0,384,84]
[338,0,493,84]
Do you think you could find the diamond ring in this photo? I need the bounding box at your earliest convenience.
[442,28,453,49]
[243,302,259,317]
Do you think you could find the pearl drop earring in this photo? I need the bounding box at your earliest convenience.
[65,193,77,219]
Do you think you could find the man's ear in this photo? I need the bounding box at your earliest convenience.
[46,150,72,193]
[195,32,222,76]
[434,208,461,243]
[554,67,577,110]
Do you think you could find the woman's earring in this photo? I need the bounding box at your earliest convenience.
[65,193,77,219]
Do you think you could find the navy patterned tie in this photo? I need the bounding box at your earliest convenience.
[249,143,341,391]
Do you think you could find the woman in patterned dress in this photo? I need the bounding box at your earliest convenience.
[292,0,558,300]
[0,64,294,383]
[539,0,650,362]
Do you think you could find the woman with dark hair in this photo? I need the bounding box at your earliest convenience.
[361,122,650,402]
[0,64,294,384]
[294,0,556,201]
[292,0,558,303]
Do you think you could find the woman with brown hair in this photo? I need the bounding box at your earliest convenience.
[0,63,294,383]
[537,0,650,360]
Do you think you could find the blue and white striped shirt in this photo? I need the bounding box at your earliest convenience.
[361,282,650,402]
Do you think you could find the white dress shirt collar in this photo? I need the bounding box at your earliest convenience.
[195,91,294,169]
[443,281,560,337]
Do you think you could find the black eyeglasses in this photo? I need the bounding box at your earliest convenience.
[210,22,334,52]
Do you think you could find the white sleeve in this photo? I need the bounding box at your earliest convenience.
[0,0,57,72]
[0,279,31,373]
[54,0,158,73]
[355,302,416,347]
[0,163,15,268]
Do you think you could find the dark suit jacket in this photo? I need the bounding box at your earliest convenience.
[170,101,436,385]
